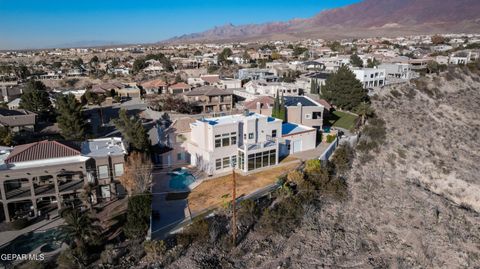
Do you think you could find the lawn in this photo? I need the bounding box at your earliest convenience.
[187,161,301,214]
[327,111,359,131]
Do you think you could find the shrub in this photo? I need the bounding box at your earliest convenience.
[390,89,402,98]
[286,170,305,184]
[124,194,152,239]
[144,240,167,263]
[237,199,259,228]
[258,196,304,236]
[330,144,355,176]
[326,134,336,143]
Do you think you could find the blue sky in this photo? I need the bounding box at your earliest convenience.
[0,0,360,50]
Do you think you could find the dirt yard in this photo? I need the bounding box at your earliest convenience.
[187,161,300,214]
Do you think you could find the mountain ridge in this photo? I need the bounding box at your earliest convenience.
[165,0,480,43]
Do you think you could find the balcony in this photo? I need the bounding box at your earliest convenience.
[239,139,276,152]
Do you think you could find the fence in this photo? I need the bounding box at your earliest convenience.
[319,136,339,161]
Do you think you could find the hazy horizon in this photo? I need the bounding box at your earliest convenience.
[0,0,361,50]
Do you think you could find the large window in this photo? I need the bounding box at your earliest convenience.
[114,163,124,177]
[223,157,230,169]
[247,149,276,171]
[98,165,109,179]
[215,134,221,148]
[216,159,222,170]
[271,130,277,138]
[215,132,237,148]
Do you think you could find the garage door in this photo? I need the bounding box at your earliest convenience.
[292,140,302,153]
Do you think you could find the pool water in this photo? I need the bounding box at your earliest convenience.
[168,168,196,190]
[0,228,63,255]
[323,126,332,133]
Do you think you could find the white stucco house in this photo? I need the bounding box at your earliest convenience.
[186,111,316,175]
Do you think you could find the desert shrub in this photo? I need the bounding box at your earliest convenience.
[183,218,210,242]
[237,199,259,228]
[287,170,305,184]
[258,196,304,236]
[330,144,355,176]
[362,117,387,144]
[390,89,402,98]
[144,240,167,263]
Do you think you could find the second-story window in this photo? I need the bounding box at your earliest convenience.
[215,134,221,148]
[249,133,254,139]
[231,132,237,145]
[271,130,277,138]
[98,165,109,179]
[114,163,124,177]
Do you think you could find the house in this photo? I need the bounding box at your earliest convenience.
[279,122,317,156]
[1,86,22,103]
[140,79,168,95]
[378,63,412,80]
[0,109,36,132]
[80,137,128,200]
[91,82,141,99]
[245,95,326,131]
[7,98,21,110]
[182,86,234,113]
[237,68,279,82]
[244,80,301,97]
[0,138,127,222]
[152,117,196,168]
[168,82,191,95]
[283,96,325,130]
[187,112,282,175]
[351,67,386,88]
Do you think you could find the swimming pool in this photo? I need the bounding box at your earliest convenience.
[168,168,196,190]
[0,228,63,255]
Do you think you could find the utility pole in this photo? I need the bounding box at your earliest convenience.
[231,166,237,245]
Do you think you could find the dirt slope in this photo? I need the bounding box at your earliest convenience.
[166,68,480,269]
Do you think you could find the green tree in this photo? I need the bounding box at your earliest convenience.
[56,94,86,140]
[366,58,380,68]
[0,127,13,146]
[350,53,363,67]
[218,48,233,65]
[114,109,149,151]
[15,65,30,80]
[19,80,52,115]
[60,209,102,249]
[124,195,152,239]
[272,90,281,119]
[132,58,147,74]
[279,93,286,122]
[355,101,374,126]
[321,66,367,111]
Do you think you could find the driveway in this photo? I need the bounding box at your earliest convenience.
[150,169,190,240]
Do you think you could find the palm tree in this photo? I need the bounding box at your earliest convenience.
[355,101,374,126]
[60,209,102,249]
[80,183,95,213]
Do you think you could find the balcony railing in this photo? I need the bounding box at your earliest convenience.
[240,139,276,151]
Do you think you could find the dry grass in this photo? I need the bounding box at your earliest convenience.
[188,162,300,214]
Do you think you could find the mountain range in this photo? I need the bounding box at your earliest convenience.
[166,0,480,43]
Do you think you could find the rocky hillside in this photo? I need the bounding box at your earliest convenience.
[158,67,480,268]
[166,0,480,43]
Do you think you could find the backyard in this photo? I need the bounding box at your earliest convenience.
[187,161,301,214]
[327,110,359,131]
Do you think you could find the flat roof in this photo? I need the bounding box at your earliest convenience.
[284,96,323,107]
[81,137,127,157]
[194,112,280,126]
[282,122,315,136]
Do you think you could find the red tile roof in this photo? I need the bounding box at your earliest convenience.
[169,82,190,90]
[244,96,275,109]
[141,79,167,89]
[4,140,81,164]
